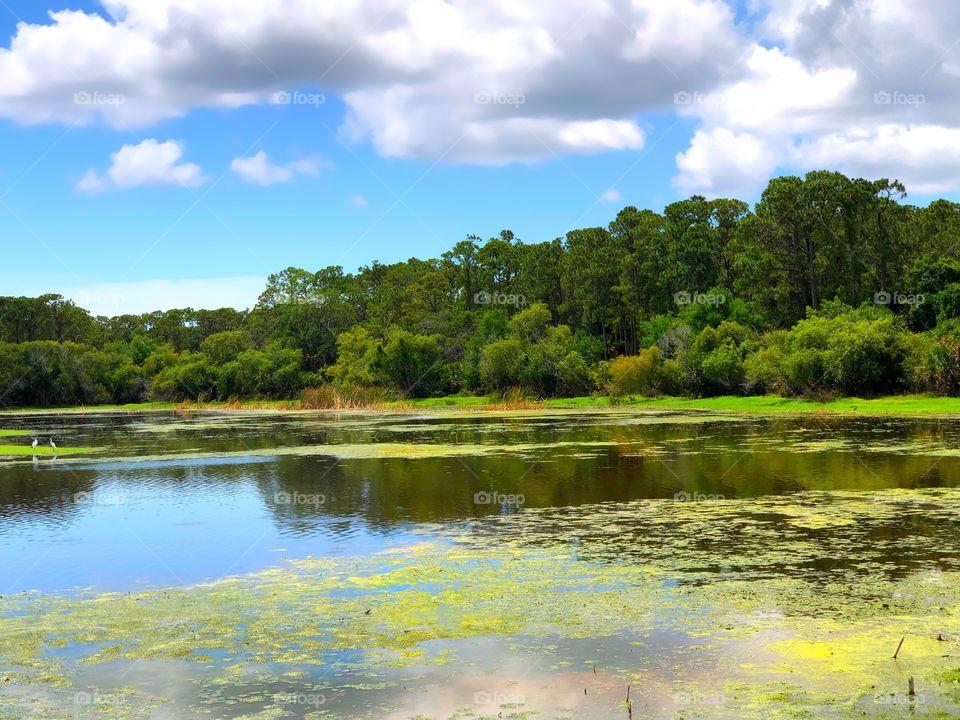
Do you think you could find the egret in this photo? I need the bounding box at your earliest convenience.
[49,438,57,451]
[31,437,38,450]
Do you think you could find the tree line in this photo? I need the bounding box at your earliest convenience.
[4,170,960,407]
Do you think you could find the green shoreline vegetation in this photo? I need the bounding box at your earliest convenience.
[4,171,960,411]
[6,393,960,418]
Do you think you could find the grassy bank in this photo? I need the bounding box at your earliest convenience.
[406,393,960,416]
[4,394,960,417]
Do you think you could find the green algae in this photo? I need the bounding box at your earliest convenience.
[0,430,30,437]
[5,489,960,718]
[0,440,627,467]
[0,445,99,456]
[7,408,960,718]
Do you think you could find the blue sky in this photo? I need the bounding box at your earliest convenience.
[1,0,958,313]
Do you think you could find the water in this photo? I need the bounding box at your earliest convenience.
[2,409,960,718]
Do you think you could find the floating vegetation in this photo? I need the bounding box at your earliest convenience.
[0,440,629,467]
[3,489,960,718]
[0,444,100,457]
[5,410,960,718]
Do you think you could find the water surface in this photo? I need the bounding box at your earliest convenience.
[2,409,959,719]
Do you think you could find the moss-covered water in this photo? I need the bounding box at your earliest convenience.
[2,409,960,718]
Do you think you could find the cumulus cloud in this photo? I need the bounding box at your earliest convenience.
[0,0,743,163]
[77,139,204,192]
[9,0,960,192]
[797,125,960,195]
[673,0,960,195]
[230,151,321,185]
[675,129,784,197]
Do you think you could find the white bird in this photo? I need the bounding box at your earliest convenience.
[49,438,57,451]
[31,437,38,449]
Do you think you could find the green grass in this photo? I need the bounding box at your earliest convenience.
[402,395,493,408]
[0,399,301,415]
[0,444,99,456]
[402,393,960,416]
[4,394,960,417]
[0,429,31,437]
[546,394,960,415]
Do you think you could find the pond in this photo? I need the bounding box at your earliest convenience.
[1,408,960,719]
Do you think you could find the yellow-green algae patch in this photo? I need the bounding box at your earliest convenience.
[0,444,99,457]
[3,440,628,466]
[5,490,960,718]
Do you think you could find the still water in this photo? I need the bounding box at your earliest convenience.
[2,409,960,719]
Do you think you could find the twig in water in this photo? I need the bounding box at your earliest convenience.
[893,636,905,659]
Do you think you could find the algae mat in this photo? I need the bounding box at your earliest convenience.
[3,488,960,719]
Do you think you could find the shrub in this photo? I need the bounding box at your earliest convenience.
[608,346,660,397]
[481,337,525,390]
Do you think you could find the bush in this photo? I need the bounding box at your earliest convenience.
[608,346,660,397]
[742,311,909,396]
[374,328,443,398]
[481,337,525,390]
[700,340,745,391]
[904,329,960,394]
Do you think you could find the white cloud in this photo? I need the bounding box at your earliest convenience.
[675,129,783,197]
[0,0,742,164]
[230,151,321,186]
[75,168,107,193]
[600,188,620,202]
[351,194,368,207]
[9,0,960,192]
[77,139,204,191]
[797,125,960,194]
[673,0,960,195]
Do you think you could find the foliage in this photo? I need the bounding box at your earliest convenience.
[607,347,661,397]
[4,170,960,405]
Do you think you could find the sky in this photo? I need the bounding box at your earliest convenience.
[1,0,959,314]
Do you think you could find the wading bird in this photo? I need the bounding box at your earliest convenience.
[31,437,38,450]
[49,438,57,451]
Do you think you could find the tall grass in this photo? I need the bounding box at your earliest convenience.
[480,387,543,410]
[300,385,395,410]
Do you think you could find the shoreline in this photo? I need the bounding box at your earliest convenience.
[3,393,960,418]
